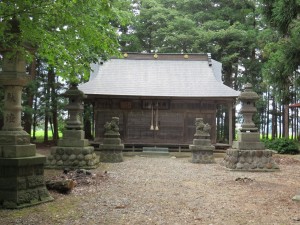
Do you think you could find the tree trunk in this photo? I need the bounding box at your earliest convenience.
[231,103,236,142]
[283,104,289,138]
[49,68,59,144]
[32,95,38,140]
[295,108,299,141]
[0,88,3,129]
[43,68,51,143]
[44,112,49,143]
[46,179,75,194]
[266,90,270,139]
[222,64,234,143]
[84,102,93,139]
[23,59,37,135]
[278,103,282,138]
[271,98,277,139]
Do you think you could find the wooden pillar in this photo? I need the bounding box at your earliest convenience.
[228,101,233,146]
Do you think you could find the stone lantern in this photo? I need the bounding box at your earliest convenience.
[46,84,99,169]
[239,83,259,132]
[223,83,278,171]
[223,83,279,171]
[64,84,85,130]
[0,52,53,208]
[234,83,265,150]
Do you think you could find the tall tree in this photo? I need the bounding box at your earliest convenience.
[0,0,132,80]
[123,0,261,142]
[0,0,132,139]
[260,0,300,137]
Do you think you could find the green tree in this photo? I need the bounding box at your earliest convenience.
[259,0,300,138]
[0,0,132,81]
[124,0,262,142]
[0,0,132,139]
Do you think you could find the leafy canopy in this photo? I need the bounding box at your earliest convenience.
[0,0,132,82]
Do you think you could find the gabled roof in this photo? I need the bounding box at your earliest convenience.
[79,53,239,98]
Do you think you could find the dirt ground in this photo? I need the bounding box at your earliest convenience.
[0,150,300,225]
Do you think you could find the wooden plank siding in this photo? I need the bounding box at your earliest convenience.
[93,97,219,145]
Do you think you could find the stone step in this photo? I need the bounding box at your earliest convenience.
[142,147,169,155]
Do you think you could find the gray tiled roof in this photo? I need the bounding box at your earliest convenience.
[79,54,239,98]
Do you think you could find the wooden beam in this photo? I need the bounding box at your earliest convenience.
[228,101,233,146]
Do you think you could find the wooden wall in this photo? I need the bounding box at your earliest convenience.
[93,97,219,146]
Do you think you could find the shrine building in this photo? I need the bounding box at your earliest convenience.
[79,53,239,149]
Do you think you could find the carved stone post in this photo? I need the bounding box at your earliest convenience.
[98,117,124,163]
[223,83,279,171]
[46,84,99,169]
[0,53,53,208]
[189,118,215,163]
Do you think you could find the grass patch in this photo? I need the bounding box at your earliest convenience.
[32,130,63,143]
[0,190,84,223]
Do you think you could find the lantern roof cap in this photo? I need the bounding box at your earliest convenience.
[239,83,259,100]
[63,83,86,99]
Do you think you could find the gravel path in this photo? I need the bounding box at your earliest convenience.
[1,154,300,225]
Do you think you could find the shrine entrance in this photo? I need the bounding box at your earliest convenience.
[91,97,234,147]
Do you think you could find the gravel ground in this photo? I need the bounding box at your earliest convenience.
[1,153,300,225]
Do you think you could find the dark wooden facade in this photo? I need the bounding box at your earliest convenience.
[91,96,234,146]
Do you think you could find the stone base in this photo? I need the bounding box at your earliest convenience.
[233,132,265,150]
[0,130,36,157]
[190,150,215,164]
[98,136,124,162]
[223,149,279,171]
[99,149,123,163]
[0,154,53,209]
[46,146,99,169]
[142,147,169,156]
[292,194,300,201]
[232,141,265,150]
[58,130,89,147]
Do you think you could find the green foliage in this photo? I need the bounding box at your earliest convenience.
[0,0,133,82]
[263,138,300,154]
[125,0,260,90]
[260,0,300,104]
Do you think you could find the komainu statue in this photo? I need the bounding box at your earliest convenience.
[104,117,120,135]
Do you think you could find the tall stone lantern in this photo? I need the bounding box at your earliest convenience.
[239,83,260,132]
[234,83,265,150]
[223,83,279,171]
[64,83,85,130]
[0,53,53,208]
[46,84,99,169]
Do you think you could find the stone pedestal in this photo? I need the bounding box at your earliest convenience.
[98,117,124,163]
[99,134,124,163]
[189,118,215,164]
[223,83,278,171]
[223,149,278,171]
[46,85,99,169]
[0,52,53,208]
[232,132,265,150]
[0,155,53,209]
[47,130,99,169]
